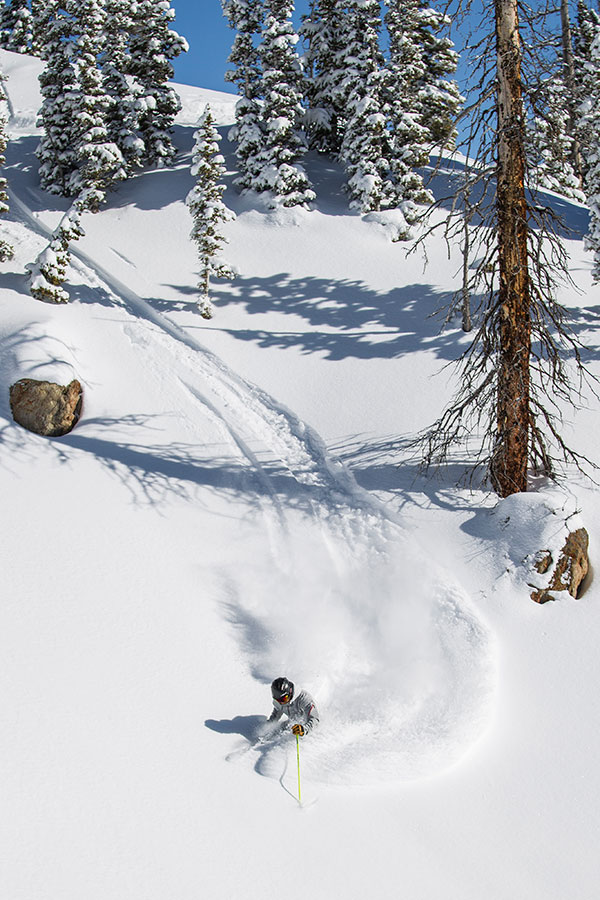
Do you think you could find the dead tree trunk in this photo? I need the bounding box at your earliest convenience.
[490,0,531,497]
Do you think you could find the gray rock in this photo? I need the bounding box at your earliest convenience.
[9,378,83,437]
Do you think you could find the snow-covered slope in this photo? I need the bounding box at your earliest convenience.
[1,49,599,900]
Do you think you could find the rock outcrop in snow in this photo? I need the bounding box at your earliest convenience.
[9,377,83,436]
[530,527,590,603]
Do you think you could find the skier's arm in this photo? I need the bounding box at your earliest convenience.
[298,693,319,734]
[268,703,283,724]
[304,701,319,733]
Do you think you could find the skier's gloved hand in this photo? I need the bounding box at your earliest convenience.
[292,724,305,736]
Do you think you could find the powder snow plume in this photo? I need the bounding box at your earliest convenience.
[220,511,496,786]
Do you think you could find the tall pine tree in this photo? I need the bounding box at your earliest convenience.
[221,0,264,190]
[103,0,145,174]
[528,78,584,201]
[31,0,53,57]
[255,0,314,207]
[127,0,188,167]
[36,0,125,206]
[383,0,433,209]
[70,0,126,210]
[300,0,347,153]
[525,0,584,200]
[186,106,235,319]
[338,0,392,212]
[574,0,600,181]
[0,67,14,261]
[36,1,81,195]
[580,28,600,279]
[0,0,33,54]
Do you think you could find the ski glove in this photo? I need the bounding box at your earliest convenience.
[292,724,305,737]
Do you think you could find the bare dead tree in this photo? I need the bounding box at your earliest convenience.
[414,0,597,495]
[489,0,531,496]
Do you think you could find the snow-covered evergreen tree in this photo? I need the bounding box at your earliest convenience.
[575,0,600,180]
[186,106,235,320]
[255,0,315,207]
[300,0,347,153]
[0,0,33,54]
[28,203,85,303]
[31,0,53,57]
[528,78,585,201]
[384,0,461,152]
[69,0,125,209]
[103,0,145,174]
[337,0,392,212]
[581,31,600,279]
[36,0,125,206]
[0,68,14,261]
[382,0,432,210]
[575,0,600,61]
[36,1,81,195]
[127,0,188,167]
[221,0,264,191]
[414,1,460,148]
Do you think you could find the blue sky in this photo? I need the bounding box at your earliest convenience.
[171,0,312,94]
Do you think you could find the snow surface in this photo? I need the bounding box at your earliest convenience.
[1,48,600,900]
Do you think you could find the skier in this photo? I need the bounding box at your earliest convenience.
[266,676,319,737]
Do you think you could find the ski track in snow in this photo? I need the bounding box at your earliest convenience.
[6,127,497,785]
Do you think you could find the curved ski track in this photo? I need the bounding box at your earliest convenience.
[7,185,400,572]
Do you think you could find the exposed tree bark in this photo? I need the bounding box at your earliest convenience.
[490,0,530,497]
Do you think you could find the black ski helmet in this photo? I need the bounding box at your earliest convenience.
[271,677,294,702]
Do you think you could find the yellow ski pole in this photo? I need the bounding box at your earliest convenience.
[296,733,302,805]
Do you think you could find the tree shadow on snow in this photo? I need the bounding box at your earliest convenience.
[331,432,490,512]
[165,274,468,363]
[1,409,347,514]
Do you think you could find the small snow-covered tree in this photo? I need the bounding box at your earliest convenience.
[0,0,33,54]
[103,0,145,174]
[0,69,14,261]
[28,203,85,303]
[222,0,264,190]
[186,106,235,319]
[127,0,188,167]
[255,0,315,207]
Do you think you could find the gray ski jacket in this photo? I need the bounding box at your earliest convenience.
[268,688,319,734]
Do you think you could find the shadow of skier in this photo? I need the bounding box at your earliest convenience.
[205,715,265,740]
[206,715,297,792]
